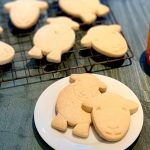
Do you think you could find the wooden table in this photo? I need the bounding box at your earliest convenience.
[0,0,150,149]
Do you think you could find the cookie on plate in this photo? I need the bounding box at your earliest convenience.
[4,0,48,29]
[28,17,79,63]
[0,41,15,65]
[51,73,107,138]
[81,25,128,57]
[59,0,109,24]
[90,92,138,141]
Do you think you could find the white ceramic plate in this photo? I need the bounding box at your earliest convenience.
[34,74,143,150]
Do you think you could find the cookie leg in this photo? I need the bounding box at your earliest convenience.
[82,97,101,113]
[28,46,43,59]
[46,50,61,63]
[73,123,90,138]
[51,113,67,132]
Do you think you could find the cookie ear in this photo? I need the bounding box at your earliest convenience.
[4,2,16,12]
[81,35,92,48]
[82,97,102,113]
[109,25,121,32]
[36,1,48,10]
[123,99,139,115]
[99,82,107,93]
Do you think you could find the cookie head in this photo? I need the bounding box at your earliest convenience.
[4,0,48,29]
[70,73,107,93]
[69,74,107,112]
[93,106,131,141]
[81,25,128,57]
[81,25,119,47]
[92,93,139,141]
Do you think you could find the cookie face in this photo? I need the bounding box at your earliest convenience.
[93,107,131,142]
[4,0,48,29]
[91,92,138,141]
[81,25,128,57]
[59,0,109,24]
[28,17,79,63]
[52,73,107,138]
[0,41,15,65]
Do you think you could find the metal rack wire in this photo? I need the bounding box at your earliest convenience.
[0,0,133,89]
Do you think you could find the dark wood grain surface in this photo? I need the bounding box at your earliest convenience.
[0,0,150,149]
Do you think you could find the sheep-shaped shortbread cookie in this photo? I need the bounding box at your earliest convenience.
[51,73,107,138]
[28,16,80,63]
[82,92,138,141]
[4,0,48,29]
[81,25,128,57]
[59,0,110,24]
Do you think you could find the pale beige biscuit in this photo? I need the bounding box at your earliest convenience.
[81,25,128,57]
[4,0,48,29]
[28,17,80,63]
[59,0,109,24]
[52,73,107,138]
[0,41,15,65]
[0,27,3,33]
[91,92,138,141]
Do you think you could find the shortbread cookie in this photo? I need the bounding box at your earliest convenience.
[91,92,138,141]
[4,0,48,29]
[0,41,15,65]
[52,73,107,138]
[0,27,3,33]
[28,17,80,63]
[59,0,109,24]
[81,25,128,57]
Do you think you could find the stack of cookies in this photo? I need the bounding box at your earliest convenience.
[51,73,138,142]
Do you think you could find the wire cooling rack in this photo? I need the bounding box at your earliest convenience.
[0,0,133,89]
